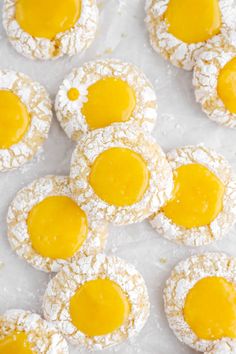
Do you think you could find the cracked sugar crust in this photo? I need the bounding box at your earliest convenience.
[193,44,236,128]
[55,58,158,141]
[145,0,236,70]
[0,309,68,353]
[7,175,108,273]
[2,0,98,60]
[43,254,150,351]
[205,340,236,354]
[164,252,236,352]
[70,124,173,225]
[0,70,52,172]
[149,145,236,247]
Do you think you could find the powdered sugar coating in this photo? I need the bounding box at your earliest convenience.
[55,59,158,141]
[150,145,236,246]
[206,340,236,354]
[145,0,236,70]
[193,45,236,128]
[0,309,68,353]
[164,252,236,352]
[7,176,108,273]
[2,0,98,60]
[70,124,173,225]
[0,70,52,172]
[43,254,150,351]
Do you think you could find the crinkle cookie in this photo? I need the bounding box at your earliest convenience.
[164,253,236,352]
[7,175,108,272]
[205,340,236,354]
[55,59,157,141]
[194,45,236,128]
[70,124,173,225]
[145,0,236,70]
[150,145,236,246]
[0,70,52,172]
[0,309,68,353]
[43,254,150,351]
[2,0,98,60]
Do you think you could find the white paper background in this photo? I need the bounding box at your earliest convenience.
[1,1,236,353]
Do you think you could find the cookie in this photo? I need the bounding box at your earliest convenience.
[55,59,157,141]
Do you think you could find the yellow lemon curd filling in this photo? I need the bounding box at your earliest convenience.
[165,0,221,44]
[184,276,236,340]
[162,163,225,228]
[15,0,81,40]
[217,57,236,114]
[0,90,30,149]
[81,77,136,130]
[27,196,88,260]
[89,147,150,207]
[69,278,130,336]
[0,331,35,354]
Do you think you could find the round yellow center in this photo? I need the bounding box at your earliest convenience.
[69,278,130,336]
[165,0,221,44]
[81,77,136,130]
[162,163,224,228]
[27,196,88,260]
[68,88,80,101]
[16,0,81,40]
[217,57,236,114]
[0,90,30,149]
[184,277,236,340]
[89,147,149,207]
[0,331,35,354]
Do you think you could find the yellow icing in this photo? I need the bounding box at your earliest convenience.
[0,331,35,353]
[162,163,224,228]
[27,196,88,259]
[69,278,130,336]
[0,90,30,149]
[165,0,221,44]
[81,77,136,129]
[89,147,149,207]
[217,57,236,114]
[16,0,81,40]
[184,277,236,340]
[67,88,80,101]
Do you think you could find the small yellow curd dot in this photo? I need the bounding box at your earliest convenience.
[82,77,136,129]
[217,57,236,114]
[69,278,130,336]
[89,147,150,207]
[162,163,225,228]
[67,88,80,101]
[16,0,81,40]
[27,196,88,260]
[0,90,31,149]
[184,277,236,340]
[165,0,221,44]
[0,331,35,354]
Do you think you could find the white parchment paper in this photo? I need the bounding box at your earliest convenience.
[0,1,236,353]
